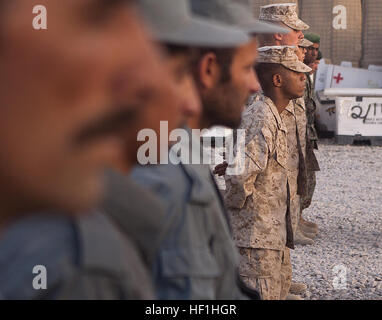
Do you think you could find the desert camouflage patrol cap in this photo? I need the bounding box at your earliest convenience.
[258,46,312,73]
[137,0,249,47]
[259,3,310,31]
[190,0,288,35]
[299,38,314,48]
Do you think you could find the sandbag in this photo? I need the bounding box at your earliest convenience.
[361,0,382,68]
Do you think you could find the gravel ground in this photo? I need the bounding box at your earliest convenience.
[291,139,382,300]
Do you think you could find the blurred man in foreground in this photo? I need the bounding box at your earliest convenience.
[0,0,181,299]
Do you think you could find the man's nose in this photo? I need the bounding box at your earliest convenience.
[249,70,261,94]
[181,78,202,118]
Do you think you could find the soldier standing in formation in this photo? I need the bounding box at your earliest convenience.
[299,33,322,242]
[252,3,315,296]
[225,46,311,300]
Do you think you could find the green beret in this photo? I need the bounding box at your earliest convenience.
[317,51,322,60]
[304,33,320,44]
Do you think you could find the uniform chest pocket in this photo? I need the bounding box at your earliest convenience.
[157,247,222,299]
[272,150,288,170]
[272,131,288,170]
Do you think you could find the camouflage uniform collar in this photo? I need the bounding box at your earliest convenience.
[294,97,306,111]
[263,96,288,132]
[283,99,295,115]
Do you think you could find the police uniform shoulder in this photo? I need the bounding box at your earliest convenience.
[130,163,189,210]
[104,168,165,214]
[76,212,130,271]
[102,169,167,267]
[0,215,78,299]
[131,164,175,194]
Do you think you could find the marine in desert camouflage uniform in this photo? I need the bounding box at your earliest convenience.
[299,33,321,235]
[256,4,319,246]
[281,93,306,236]
[303,52,321,186]
[224,46,311,300]
[290,38,320,245]
[244,4,314,297]
[301,71,320,206]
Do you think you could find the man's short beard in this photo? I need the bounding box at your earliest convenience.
[304,54,316,65]
[201,82,243,130]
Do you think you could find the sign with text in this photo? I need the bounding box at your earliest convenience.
[336,97,382,137]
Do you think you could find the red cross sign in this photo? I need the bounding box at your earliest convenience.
[333,73,344,84]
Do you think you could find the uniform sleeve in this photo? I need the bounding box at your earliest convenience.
[224,131,269,209]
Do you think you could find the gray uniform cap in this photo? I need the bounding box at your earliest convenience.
[190,0,288,35]
[137,0,249,47]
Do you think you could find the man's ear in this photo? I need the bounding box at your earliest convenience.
[197,52,220,90]
[274,33,283,42]
[272,73,282,87]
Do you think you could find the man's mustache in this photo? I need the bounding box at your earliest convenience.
[74,106,139,147]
